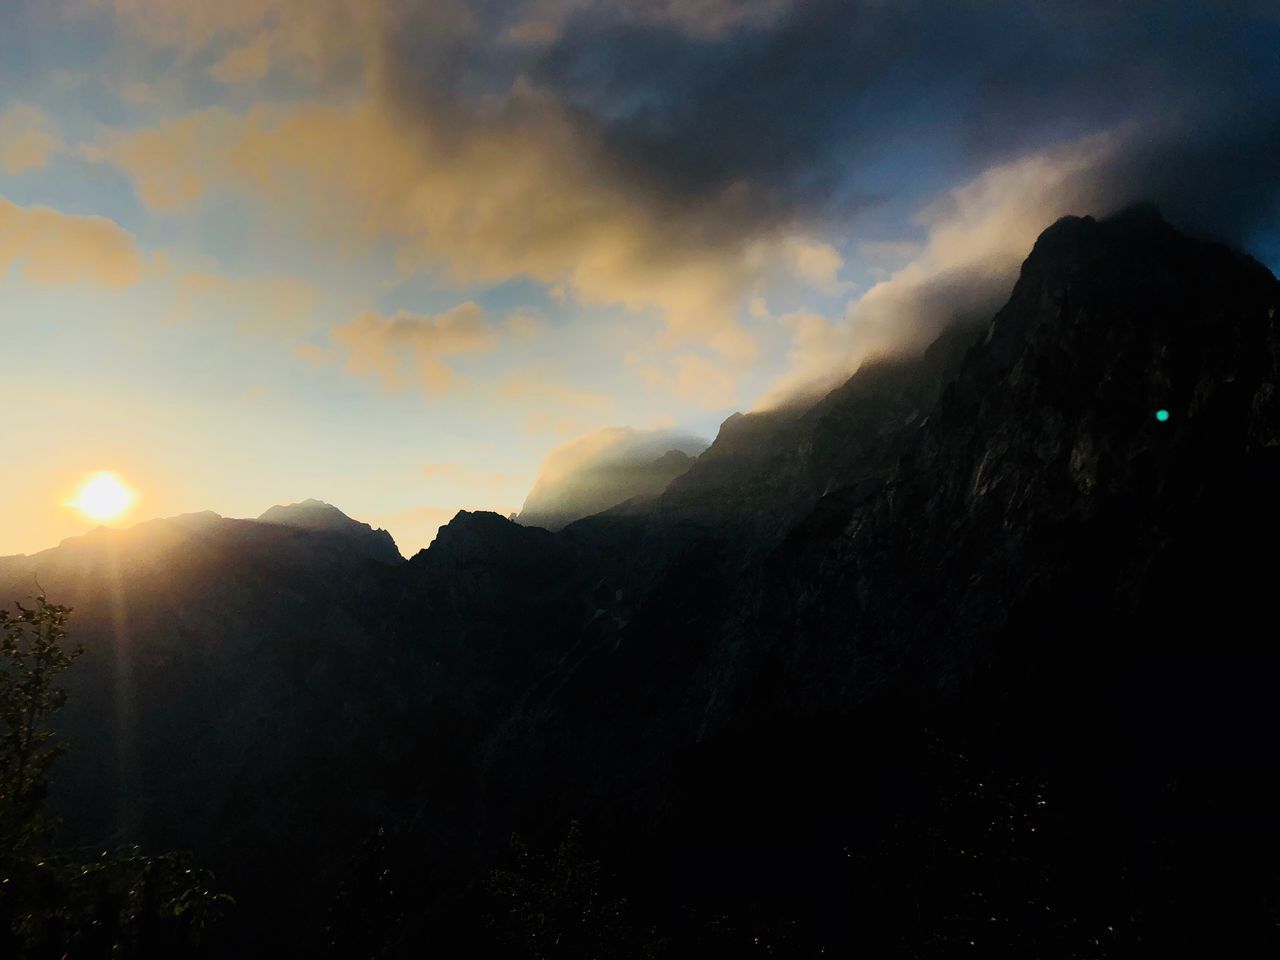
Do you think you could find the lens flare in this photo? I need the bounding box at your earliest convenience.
[67,472,137,522]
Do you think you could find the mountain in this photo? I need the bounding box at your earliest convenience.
[0,507,403,934]
[14,208,1280,956]
[412,208,1280,954]
[517,429,706,531]
[256,498,402,564]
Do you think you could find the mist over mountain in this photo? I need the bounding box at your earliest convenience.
[6,210,1280,956]
[517,427,708,530]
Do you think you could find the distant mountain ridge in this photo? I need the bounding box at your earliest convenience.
[256,498,402,564]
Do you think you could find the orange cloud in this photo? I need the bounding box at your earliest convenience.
[85,0,846,378]
[500,375,613,412]
[0,105,60,174]
[641,353,737,410]
[162,262,319,333]
[293,341,340,366]
[498,375,615,437]
[101,98,743,350]
[0,196,144,289]
[776,236,848,294]
[752,308,861,410]
[518,426,705,526]
[506,309,548,339]
[93,91,849,365]
[83,0,382,83]
[328,301,495,393]
[422,461,529,499]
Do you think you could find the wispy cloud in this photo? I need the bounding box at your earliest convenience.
[157,256,320,333]
[317,301,496,394]
[0,105,60,174]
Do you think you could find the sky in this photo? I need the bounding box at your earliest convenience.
[2,0,1278,556]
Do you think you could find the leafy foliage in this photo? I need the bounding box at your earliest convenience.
[485,821,666,960]
[0,595,81,857]
[324,825,405,959]
[0,595,232,958]
[864,734,1142,959]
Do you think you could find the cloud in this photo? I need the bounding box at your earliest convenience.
[82,0,376,84]
[538,425,705,475]
[0,196,144,289]
[87,1,1280,251]
[756,135,1118,407]
[94,95,788,360]
[500,375,612,412]
[326,301,495,393]
[505,0,788,45]
[641,353,737,410]
[528,0,1280,232]
[857,240,921,271]
[421,461,530,502]
[293,341,339,366]
[209,32,273,84]
[499,374,615,438]
[0,105,60,174]
[754,309,862,410]
[91,109,234,212]
[775,236,847,294]
[85,0,1280,391]
[157,258,319,333]
[758,104,1280,409]
[506,309,548,339]
[518,424,707,528]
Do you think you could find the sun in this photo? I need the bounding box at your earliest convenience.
[68,471,137,522]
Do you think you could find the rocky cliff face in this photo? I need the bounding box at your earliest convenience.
[15,209,1280,956]
[762,206,1280,709]
[418,208,1280,954]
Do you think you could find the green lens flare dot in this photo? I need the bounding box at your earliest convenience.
[1155,409,1170,422]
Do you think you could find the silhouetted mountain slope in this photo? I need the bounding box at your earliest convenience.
[764,205,1280,708]
[13,209,1280,956]
[419,209,1280,954]
[0,509,406,942]
[257,498,402,564]
[652,321,981,561]
[731,206,1280,953]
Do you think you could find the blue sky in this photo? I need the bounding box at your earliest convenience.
[3,0,1278,555]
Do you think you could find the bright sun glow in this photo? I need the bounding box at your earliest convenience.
[68,471,137,522]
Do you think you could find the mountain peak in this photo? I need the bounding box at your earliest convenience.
[257,499,353,530]
[256,500,402,564]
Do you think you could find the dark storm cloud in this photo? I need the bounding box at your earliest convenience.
[379,0,1280,245]
[528,1,924,222]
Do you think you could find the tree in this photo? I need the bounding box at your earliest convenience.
[0,595,81,860]
[0,594,233,959]
[485,821,667,960]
